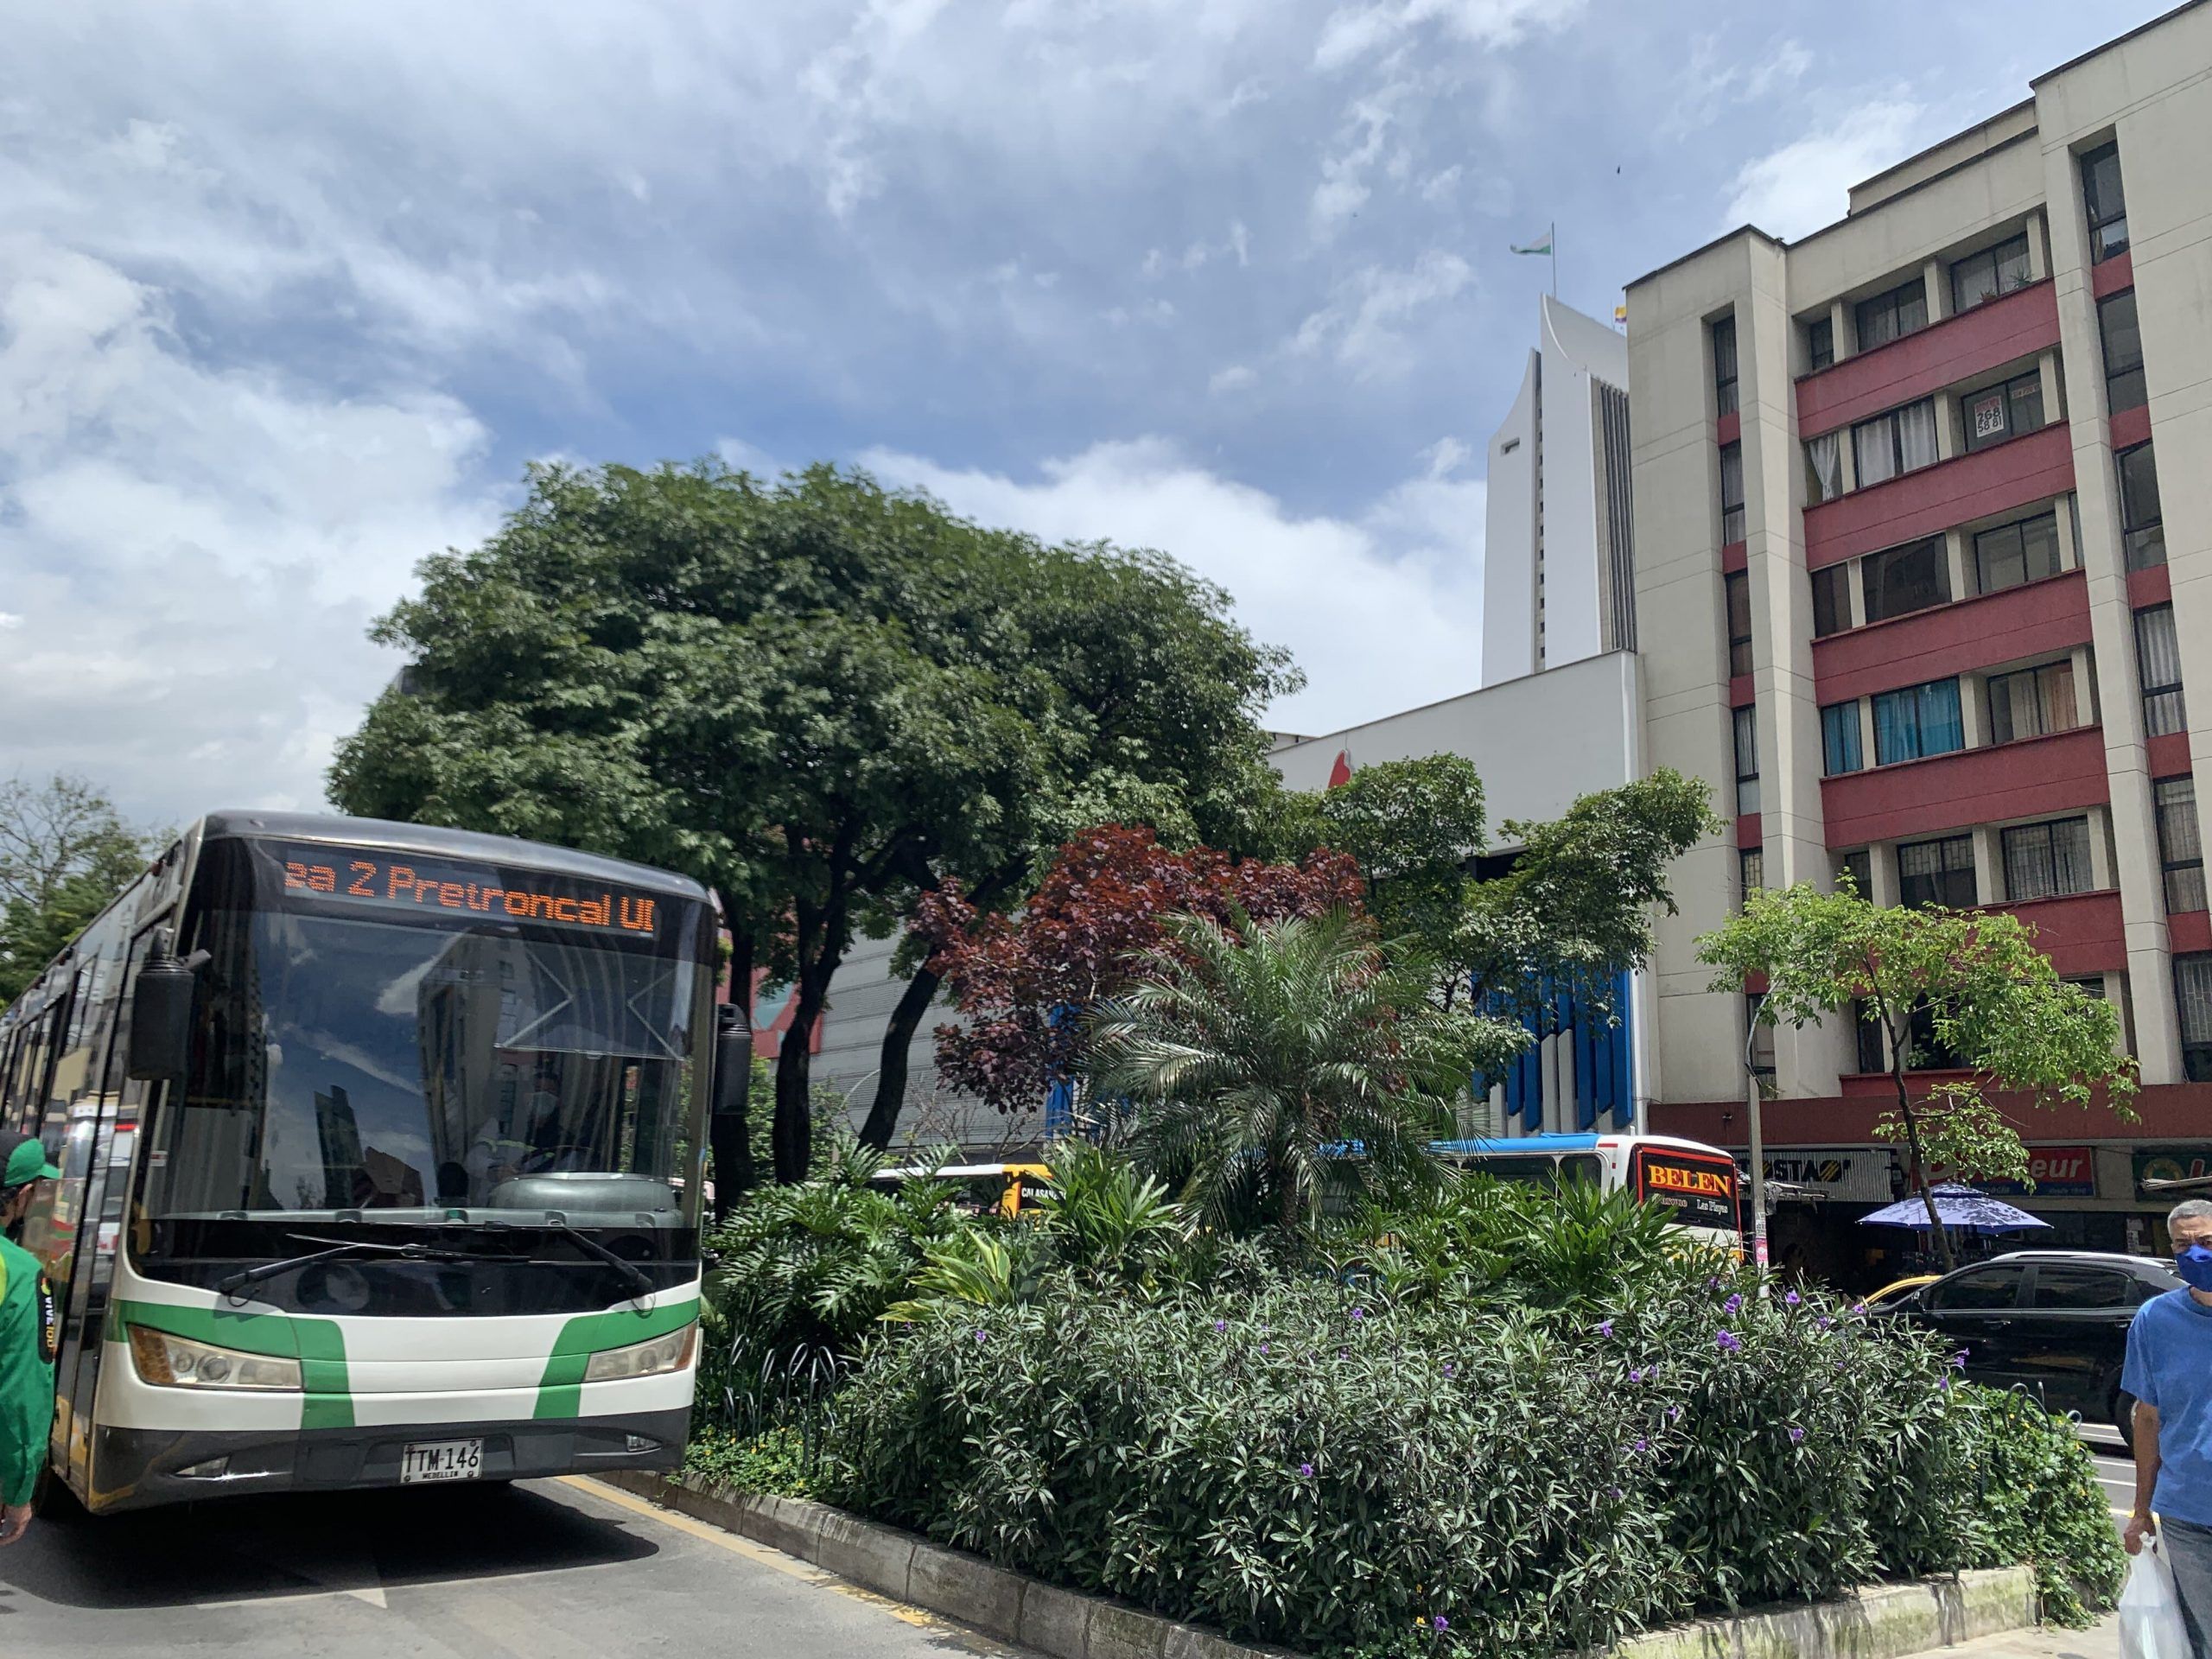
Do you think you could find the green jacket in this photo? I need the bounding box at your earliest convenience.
[0,1235,57,1505]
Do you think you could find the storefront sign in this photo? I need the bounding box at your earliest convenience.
[2135,1146,2212,1198]
[1761,1147,1896,1204]
[1986,1145,2097,1198]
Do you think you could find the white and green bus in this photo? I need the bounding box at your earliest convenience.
[0,811,716,1514]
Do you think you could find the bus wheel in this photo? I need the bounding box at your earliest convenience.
[30,1465,86,1523]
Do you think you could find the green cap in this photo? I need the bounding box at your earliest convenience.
[0,1132,61,1190]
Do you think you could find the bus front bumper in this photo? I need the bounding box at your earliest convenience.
[84,1408,690,1514]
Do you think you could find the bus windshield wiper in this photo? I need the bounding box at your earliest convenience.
[216,1235,485,1300]
[482,1218,655,1301]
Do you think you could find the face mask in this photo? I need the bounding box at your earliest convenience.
[2176,1244,2212,1291]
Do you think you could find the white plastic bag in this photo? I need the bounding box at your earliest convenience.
[2122,1540,2195,1659]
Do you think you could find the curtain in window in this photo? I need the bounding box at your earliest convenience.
[1916,679,1963,755]
[2039,660,2078,733]
[2176,957,2212,1047]
[1897,400,1939,472]
[1821,702,1862,774]
[2005,829,2056,902]
[1855,419,1897,488]
[2138,606,2186,735]
[1873,689,1916,765]
[1806,432,1842,503]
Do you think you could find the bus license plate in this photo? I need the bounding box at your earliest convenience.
[400,1439,483,1484]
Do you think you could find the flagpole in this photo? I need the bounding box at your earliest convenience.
[1550,220,1557,299]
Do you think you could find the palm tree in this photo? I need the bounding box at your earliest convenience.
[1084,906,1521,1234]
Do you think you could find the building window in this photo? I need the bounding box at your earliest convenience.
[1950,233,2033,314]
[1739,847,1764,905]
[2101,290,2145,414]
[2082,142,2129,265]
[1899,834,1976,910]
[2157,777,2206,915]
[1855,279,1929,352]
[1724,570,1752,677]
[1713,314,1738,417]
[1862,537,1949,623]
[2002,817,2094,902]
[1907,998,1967,1070]
[2137,605,2187,737]
[1733,704,1760,816]
[1808,315,1834,372]
[1718,442,1745,543]
[1805,430,1843,504]
[1852,999,1886,1074]
[2119,442,2165,571]
[1961,370,2045,453]
[1974,512,2063,595]
[1821,701,1863,775]
[1812,563,1852,638]
[2176,956,2212,1081]
[1852,398,1939,488]
[1873,678,1965,766]
[1987,659,2079,746]
[1839,849,1873,897]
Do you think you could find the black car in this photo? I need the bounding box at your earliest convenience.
[1888,1249,2183,1446]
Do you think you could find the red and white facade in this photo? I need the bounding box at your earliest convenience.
[1626,3,2212,1262]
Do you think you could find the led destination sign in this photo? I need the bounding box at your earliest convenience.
[265,842,664,938]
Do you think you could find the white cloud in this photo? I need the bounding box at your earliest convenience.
[857,436,1483,734]
[1420,164,1462,203]
[1316,0,1585,70]
[1292,250,1474,377]
[1209,364,1259,394]
[1723,100,1926,240]
[0,613,21,631]
[1664,35,1815,139]
[1420,435,1471,477]
[0,237,501,822]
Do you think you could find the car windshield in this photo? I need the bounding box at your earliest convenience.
[145,837,711,1232]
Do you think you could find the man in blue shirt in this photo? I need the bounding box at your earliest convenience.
[2124,1198,2212,1656]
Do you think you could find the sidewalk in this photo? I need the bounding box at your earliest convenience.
[1900,1614,2120,1659]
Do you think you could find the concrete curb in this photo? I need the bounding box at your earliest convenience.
[594,1471,2037,1659]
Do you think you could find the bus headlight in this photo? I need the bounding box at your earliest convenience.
[583,1323,697,1383]
[127,1325,302,1391]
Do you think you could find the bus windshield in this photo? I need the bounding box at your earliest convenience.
[144,837,711,1237]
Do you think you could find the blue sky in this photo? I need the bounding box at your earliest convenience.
[0,0,2174,827]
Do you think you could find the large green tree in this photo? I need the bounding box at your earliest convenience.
[330,460,1292,1186]
[0,776,162,1004]
[1698,880,2137,1268]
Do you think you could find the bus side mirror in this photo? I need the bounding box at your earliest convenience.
[127,950,206,1084]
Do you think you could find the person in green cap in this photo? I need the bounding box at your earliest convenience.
[0,1128,62,1548]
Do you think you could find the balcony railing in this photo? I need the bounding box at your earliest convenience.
[1805,422,2074,570]
[1797,278,2060,438]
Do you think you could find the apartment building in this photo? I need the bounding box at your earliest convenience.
[1625,2,2212,1267]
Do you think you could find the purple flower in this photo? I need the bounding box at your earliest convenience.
[1716,1329,1743,1353]
[1938,1376,1953,1391]
[974,1328,988,1344]
[1783,1290,1802,1307]
[1596,1319,1614,1338]
[1299,1461,1314,1478]
[1433,1616,1449,1633]
[1707,1276,1721,1289]
[1668,1405,1684,1422]
[1952,1349,1969,1370]
[1722,1293,1744,1316]
[1816,1316,1833,1332]
[1259,1344,1270,1355]
[1608,1486,1623,1500]
[1627,1367,1645,1382]
[1442,1362,1456,1377]
[1351,1306,1367,1321]
[1632,1437,1649,1452]
[1788,1426,1805,1444]
[1338,1348,1350,1360]
[1850,1301,1867,1315]
[1214,1319,1228,1332]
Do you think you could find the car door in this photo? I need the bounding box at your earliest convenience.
[1916,1262,2032,1389]
[2018,1263,2166,1421]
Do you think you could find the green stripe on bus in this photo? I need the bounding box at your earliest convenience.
[533,1298,699,1421]
[112,1299,354,1430]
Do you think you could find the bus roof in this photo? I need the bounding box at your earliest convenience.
[1431,1135,1602,1155]
[201,810,709,900]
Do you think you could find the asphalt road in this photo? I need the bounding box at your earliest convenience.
[0,1476,1021,1659]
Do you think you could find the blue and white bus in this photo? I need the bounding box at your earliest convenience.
[1432,1133,1742,1249]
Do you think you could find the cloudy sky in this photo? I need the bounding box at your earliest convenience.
[0,1,2169,828]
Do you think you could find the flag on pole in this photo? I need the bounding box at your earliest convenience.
[1510,232,1554,256]
[1613,303,1628,329]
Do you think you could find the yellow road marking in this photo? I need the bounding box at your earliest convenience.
[560,1478,1016,1655]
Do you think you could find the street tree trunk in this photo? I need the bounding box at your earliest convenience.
[859,964,941,1151]
[1890,1021,1955,1271]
